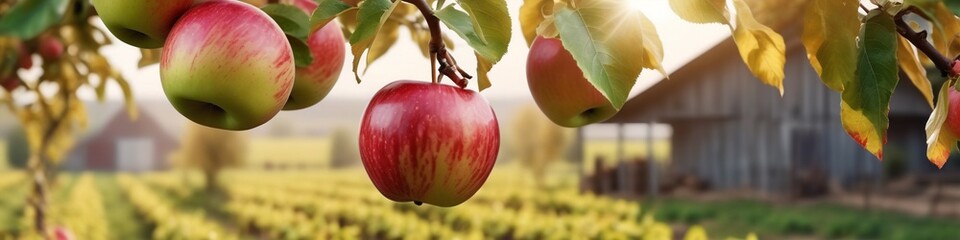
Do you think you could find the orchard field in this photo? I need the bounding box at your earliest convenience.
[0,167,747,240]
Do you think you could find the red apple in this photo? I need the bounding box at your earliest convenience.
[161,0,295,130]
[53,226,74,240]
[16,41,32,69]
[946,87,960,136]
[1,75,19,92]
[283,0,346,110]
[291,0,318,12]
[527,36,617,127]
[38,35,63,61]
[359,81,500,207]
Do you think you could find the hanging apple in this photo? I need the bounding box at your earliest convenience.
[37,34,63,61]
[283,0,346,110]
[359,80,500,207]
[92,0,194,49]
[160,0,295,130]
[527,36,617,128]
[946,87,960,136]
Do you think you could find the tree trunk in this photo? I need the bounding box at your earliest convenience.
[27,153,47,239]
[204,169,219,193]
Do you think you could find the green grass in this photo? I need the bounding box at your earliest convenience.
[0,181,28,236]
[94,174,149,239]
[646,199,960,240]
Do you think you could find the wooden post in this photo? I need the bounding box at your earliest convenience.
[647,122,658,199]
[576,127,586,193]
[616,124,629,196]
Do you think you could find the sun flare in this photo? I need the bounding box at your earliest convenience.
[627,0,644,11]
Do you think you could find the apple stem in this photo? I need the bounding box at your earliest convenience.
[401,0,471,88]
[894,6,959,77]
[431,54,438,84]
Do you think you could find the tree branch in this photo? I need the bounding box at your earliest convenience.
[895,6,958,77]
[400,0,470,88]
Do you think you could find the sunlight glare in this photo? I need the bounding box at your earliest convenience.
[627,0,644,11]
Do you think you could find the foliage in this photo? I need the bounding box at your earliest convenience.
[171,123,248,192]
[116,174,237,240]
[651,199,960,240]
[510,106,572,187]
[125,169,755,240]
[48,175,109,240]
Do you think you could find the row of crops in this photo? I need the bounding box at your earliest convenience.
[0,170,752,239]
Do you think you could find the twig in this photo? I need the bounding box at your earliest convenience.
[894,6,957,77]
[400,0,470,88]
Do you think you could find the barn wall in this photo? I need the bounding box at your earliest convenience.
[613,34,932,195]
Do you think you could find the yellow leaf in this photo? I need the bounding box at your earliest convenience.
[520,0,554,46]
[71,96,88,130]
[638,12,667,77]
[949,32,960,59]
[931,2,960,57]
[897,36,934,107]
[842,101,887,160]
[683,225,708,240]
[17,110,44,156]
[477,53,493,91]
[926,83,955,168]
[730,0,786,95]
[113,74,138,121]
[668,0,728,24]
[138,48,162,68]
[365,20,401,68]
[802,0,859,92]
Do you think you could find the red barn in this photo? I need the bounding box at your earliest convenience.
[65,104,177,172]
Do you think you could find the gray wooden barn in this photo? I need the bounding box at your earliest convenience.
[600,25,952,196]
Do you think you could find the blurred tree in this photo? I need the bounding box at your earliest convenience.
[173,123,248,192]
[6,128,28,169]
[329,126,359,168]
[511,106,572,187]
[1,0,137,235]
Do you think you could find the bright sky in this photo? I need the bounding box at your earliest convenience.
[69,0,731,102]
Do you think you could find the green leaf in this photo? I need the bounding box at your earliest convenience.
[438,0,511,91]
[349,0,401,83]
[288,35,314,67]
[435,5,508,62]
[802,0,860,92]
[947,0,960,15]
[0,0,69,39]
[841,9,899,160]
[552,1,648,110]
[311,0,354,32]
[262,4,311,39]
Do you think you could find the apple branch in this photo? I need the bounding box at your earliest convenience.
[401,0,471,88]
[894,6,959,77]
